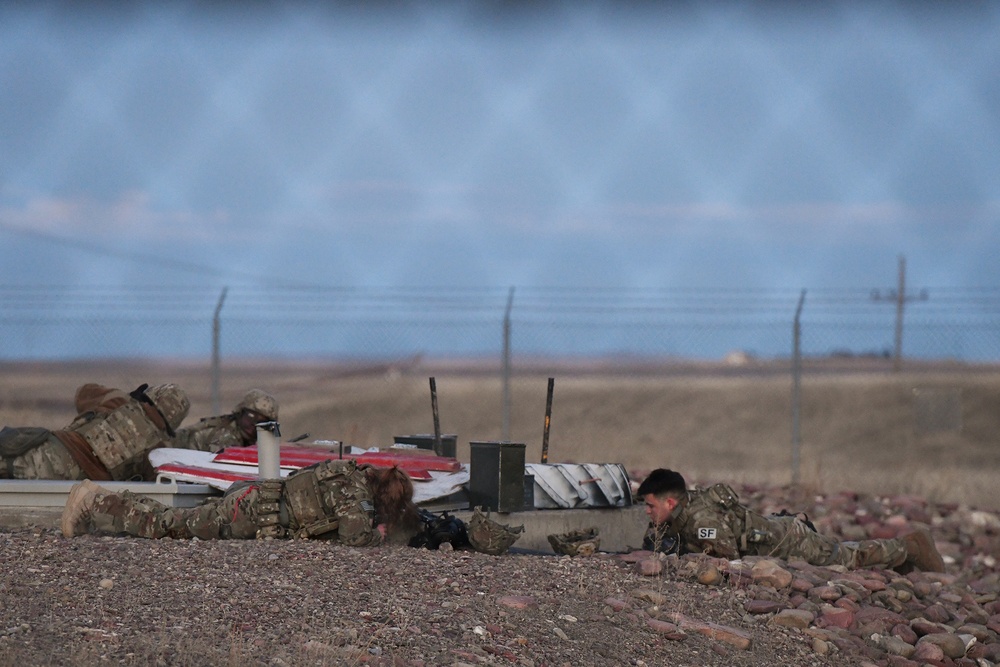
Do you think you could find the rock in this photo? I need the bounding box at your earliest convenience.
[668,612,752,650]
[918,632,968,659]
[697,564,723,586]
[645,619,685,639]
[924,603,953,624]
[816,607,854,630]
[497,596,537,610]
[744,599,786,615]
[911,618,954,637]
[751,560,793,590]
[912,638,946,662]
[602,598,630,612]
[956,623,991,642]
[870,634,917,658]
[891,623,918,645]
[769,609,814,629]
[637,558,663,577]
[855,606,908,634]
[632,589,667,606]
[811,585,843,602]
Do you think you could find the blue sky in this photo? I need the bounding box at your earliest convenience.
[1,1,999,295]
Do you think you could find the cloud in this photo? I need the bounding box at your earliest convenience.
[0,190,231,242]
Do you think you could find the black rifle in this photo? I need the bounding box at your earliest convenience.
[408,508,471,550]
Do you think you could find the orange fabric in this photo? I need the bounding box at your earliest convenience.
[74,384,129,415]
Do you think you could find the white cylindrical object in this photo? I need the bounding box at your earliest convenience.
[257,426,281,479]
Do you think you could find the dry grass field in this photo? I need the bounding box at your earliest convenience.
[2,357,999,510]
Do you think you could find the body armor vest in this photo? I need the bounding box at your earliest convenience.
[283,459,367,538]
[68,400,168,480]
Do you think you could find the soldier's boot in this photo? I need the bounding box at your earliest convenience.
[901,529,945,573]
[61,480,106,538]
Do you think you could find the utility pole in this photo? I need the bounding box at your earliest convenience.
[870,256,928,372]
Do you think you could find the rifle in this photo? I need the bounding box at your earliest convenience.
[408,508,471,550]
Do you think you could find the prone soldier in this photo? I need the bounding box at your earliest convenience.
[63,458,418,545]
[171,389,279,453]
[0,383,188,481]
[637,468,945,573]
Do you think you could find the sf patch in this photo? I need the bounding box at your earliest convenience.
[697,527,718,540]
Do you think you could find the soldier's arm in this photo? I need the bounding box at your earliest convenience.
[685,516,741,560]
[336,500,383,547]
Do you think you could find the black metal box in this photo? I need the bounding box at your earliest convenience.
[468,441,526,512]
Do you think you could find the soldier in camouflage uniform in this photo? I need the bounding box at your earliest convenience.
[171,389,279,453]
[62,459,421,547]
[637,468,945,572]
[0,383,189,481]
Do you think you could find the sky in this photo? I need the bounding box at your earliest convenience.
[0,2,999,361]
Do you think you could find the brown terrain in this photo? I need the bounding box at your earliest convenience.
[2,357,997,508]
[1,358,999,666]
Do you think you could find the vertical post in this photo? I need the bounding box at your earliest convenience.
[211,287,228,415]
[501,286,515,441]
[256,421,282,479]
[429,377,443,456]
[871,256,927,371]
[791,290,806,486]
[541,377,554,463]
[893,255,906,373]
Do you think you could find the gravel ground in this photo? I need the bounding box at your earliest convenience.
[0,527,851,667]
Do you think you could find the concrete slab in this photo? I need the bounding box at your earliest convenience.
[452,505,649,554]
[0,480,650,554]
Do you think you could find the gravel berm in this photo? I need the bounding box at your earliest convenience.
[0,526,852,667]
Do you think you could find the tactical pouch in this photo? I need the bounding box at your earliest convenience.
[705,483,739,509]
[0,427,53,458]
[247,480,287,539]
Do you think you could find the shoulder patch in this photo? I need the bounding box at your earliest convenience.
[697,527,718,540]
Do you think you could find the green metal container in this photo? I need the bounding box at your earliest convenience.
[469,441,526,512]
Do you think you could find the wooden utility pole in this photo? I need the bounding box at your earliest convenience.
[870,256,928,372]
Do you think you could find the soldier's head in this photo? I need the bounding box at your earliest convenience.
[364,466,420,541]
[235,389,279,421]
[146,383,191,431]
[233,389,279,443]
[637,468,686,526]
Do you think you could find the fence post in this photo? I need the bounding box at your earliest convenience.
[791,289,806,486]
[501,286,515,441]
[211,287,228,415]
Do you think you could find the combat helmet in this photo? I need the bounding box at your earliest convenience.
[466,507,524,555]
[236,389,279,421]
[146,383,191,431]
[547,527,601,556]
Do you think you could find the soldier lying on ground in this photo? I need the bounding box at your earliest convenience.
[171,389,279,453]
[0,383,189,481]
[637,468,946,573]
[63,459,419,545]
[63,458,525,555]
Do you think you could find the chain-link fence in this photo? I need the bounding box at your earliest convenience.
[2,284,999,364]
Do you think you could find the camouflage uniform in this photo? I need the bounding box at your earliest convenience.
[171,414,245,452]
[0,383,187,481]
[172,389,279,453]
[645,483,908,570]
[82,459,384,546]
